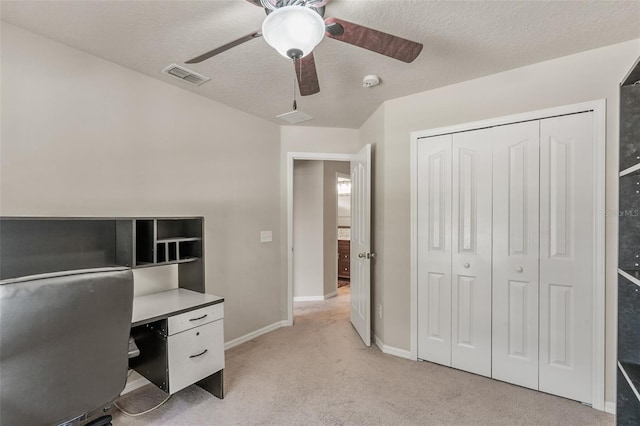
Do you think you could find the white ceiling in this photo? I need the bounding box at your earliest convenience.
[2,0,639,129]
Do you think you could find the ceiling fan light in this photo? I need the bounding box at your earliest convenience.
[262,5,325,59]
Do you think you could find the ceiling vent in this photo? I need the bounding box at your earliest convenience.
[161,64,210,87]
[276,110,313,124]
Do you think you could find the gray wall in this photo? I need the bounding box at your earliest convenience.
[370,39,640,405]
[292,160,324,298]
[0,23,283,343]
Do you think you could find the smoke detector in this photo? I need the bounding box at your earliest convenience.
[363,74,380,88]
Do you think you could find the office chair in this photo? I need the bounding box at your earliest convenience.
[0,267,133,426]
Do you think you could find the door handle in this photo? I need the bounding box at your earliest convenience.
[516,266,523,273]
[358,252,367,258]
[464,262,470,268]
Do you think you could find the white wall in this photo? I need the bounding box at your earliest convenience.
[337,194,350,228]
[369,38,640,405]
[0,23,283,342]
[293,160,324,298]
[323,161,350,296]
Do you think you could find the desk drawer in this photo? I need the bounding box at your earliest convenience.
[168,303,223,335]
[168,320,224,394]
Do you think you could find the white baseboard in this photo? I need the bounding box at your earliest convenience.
[293,295,325,302]
[293,292,336,301]
[372,334,411,360]
[224,320,289,350]
[604,401,616,414]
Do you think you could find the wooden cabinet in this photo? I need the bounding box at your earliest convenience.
[338,240,350,280]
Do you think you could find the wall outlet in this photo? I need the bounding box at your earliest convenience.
[377,304,383,319]
[260,231,272,243]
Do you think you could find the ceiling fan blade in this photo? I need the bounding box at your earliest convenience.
[324,17,423,63]
[185,31,262,64]
[294,52,320,96]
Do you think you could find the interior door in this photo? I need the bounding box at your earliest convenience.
[492,121,540,390]
[417,134,453,365]
[450,129,493,377]
[538,112,594,403]
[350,144,371,346]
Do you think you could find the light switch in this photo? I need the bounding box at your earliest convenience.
[260,231,273,243]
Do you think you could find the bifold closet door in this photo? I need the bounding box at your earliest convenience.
[417,134,452,366]
[492,121,540,390]
[539,112,594,403]
[450,129,493,377]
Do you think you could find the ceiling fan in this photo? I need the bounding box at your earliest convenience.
[185,0,423,96]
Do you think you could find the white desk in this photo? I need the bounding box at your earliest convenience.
[130,288,225,397]
[132,288,224,326]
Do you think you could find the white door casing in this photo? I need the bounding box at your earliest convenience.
[350,144,371,347]
[491,121,540,390]
[538,112,594,403]
[451,129,493,377]
[417,134,452,365]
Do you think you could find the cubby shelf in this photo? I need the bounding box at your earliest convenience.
[156,237,202,243]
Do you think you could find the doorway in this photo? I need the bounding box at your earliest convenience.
[286,148,372,347]
[292,160,350,302]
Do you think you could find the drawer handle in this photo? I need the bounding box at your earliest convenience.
[189,314,208,322]
[189,349,208,359]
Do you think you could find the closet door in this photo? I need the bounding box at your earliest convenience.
[450,129,493,377]
[539,112,594,403]
[417,134,452,366]
[492,121,540,389]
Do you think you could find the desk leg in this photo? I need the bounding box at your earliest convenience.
[196,369,224,399]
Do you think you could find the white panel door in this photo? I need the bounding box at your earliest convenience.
[450,129,493,377]
[350,144,371,347]
[417,134,452,366]
[539,112,593,403]
[492,121,540,389]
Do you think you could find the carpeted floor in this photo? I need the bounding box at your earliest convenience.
[113,286,613,425]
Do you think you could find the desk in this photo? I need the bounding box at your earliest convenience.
[130,289,225,398]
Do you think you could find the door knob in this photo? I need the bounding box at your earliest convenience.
[358,252,367,258]
[464,262,470,268]
[516,266,523,273]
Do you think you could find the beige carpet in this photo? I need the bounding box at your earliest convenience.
[114,286,613,425]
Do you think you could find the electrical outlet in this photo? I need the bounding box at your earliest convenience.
[260,231,272,243]
[377,304,383,319]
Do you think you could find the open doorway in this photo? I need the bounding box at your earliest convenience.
[286,147,371,347]
[337,173,351,290]
[292,160,350,303]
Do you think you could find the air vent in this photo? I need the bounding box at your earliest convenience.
[161,64,210,87]
[276,110,313,124]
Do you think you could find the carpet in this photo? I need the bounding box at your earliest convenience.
[113,286,613,425]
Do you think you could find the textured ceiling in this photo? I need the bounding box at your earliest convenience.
[2,0,639,129]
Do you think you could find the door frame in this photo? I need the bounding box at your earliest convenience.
[409,99,606,410]
[286,152,357,325]
[336,171,351,294]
